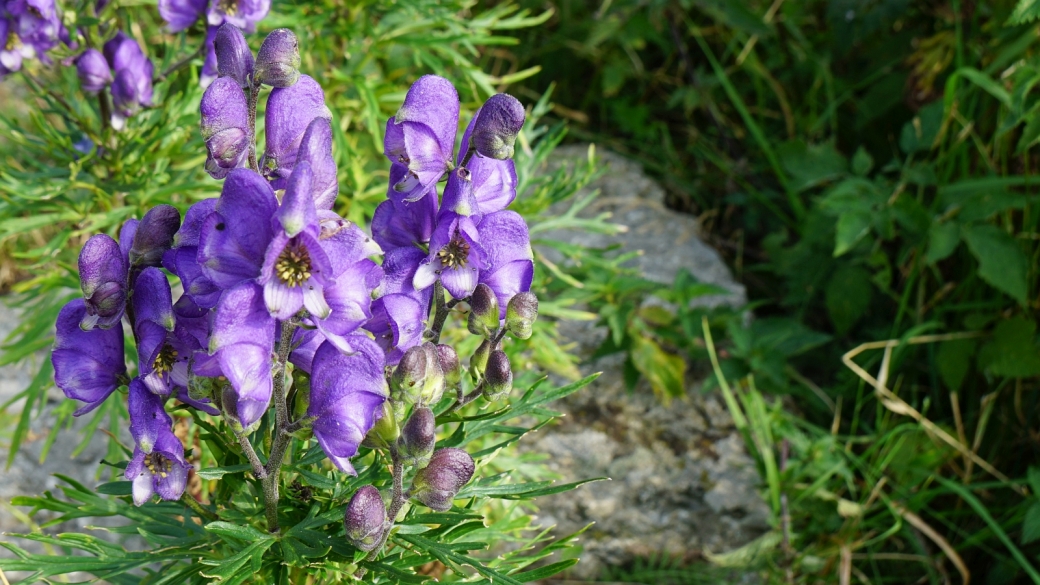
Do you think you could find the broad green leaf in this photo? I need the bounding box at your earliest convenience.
[778,140,847,192]
[937,338,977,392]
[899,101,943,154]
[978,317,1040,378]
[926,221,960,264]
[961,224,1029,304]
[1023,502,1040,545]
[824,266,872,334]
[1029,466,1040,496]
[851,146,873,176]
[833,212,871,257]
[629,334,685,399]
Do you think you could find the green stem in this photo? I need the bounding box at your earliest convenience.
[180,492,218,521]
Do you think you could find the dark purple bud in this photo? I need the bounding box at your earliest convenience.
[158,0,206,33]
[505,292,537,340]
[130,205,181,268]
[391,345,426,404]
[78,234,127,330]
[75,49,112,94]
[410,448,475,512]
[469,338,491,380]
[200,77,250,178]
[214,23,254,88]
[470,94,525,160]
[52,299,127,416]
[253,28,300,88]
[482,350,512,402]
[345,485,387,552]
[436,344,461,389]
[467,283,499,337]
[401,406,436,468]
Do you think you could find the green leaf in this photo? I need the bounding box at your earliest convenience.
[1008,0,1040,26]
[851,147,874,176]
[1024,502,1040,545]
[199,539,274,582]
[511,559,580,582]
[204,521,273,543]
[926,221,960,264]
[899,101,943,154]
[824,266,872,334]
[778,140,847,192]
[195,464,252,480]
[833,212,871,257]
[96,481,133,496]
[937,338,977,392]
[978,317,1040,378]
[961,224,1029,304]
[629,334,685,399]
[1029,466,1040,496]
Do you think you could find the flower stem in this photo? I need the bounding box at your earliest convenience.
[354,446,409,579]
[98,88,111,135]
[180,491,218,521]
[152,43,205,84]
[233,427,267,479]
[445,380,485,415]
[427,282,462,345]
[247,79,261,173]
[261,319,299,533]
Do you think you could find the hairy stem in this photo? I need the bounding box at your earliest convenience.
[247,80,261,173]
[427,282,462,344]
[261,319,299,533]
[180,492,218,521]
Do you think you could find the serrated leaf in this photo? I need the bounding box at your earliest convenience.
[1008,0,1040,25]
[199,540,274,581]
[204,521,272,543]
[962,224,1028,304]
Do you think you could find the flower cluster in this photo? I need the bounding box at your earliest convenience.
[157,0,269,86]
[51,23,539,556]
[74,31,154,129]
[0,0,68,77]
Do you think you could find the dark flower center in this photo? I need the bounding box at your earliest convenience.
[5,33,19,52]
[437,233,470,270]
[153,344,178,374]
[144,452,172,478]
[219,0,238,15]
[275,241,313,287]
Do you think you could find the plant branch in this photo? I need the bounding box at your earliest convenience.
[445,380,485,415]
[153,43,205,84]
[427,282,462,344]
[354,446,409,579]
[261,319,299,533]
[180,492,218,521]
[233,427,268,479]
[247,80,261,172]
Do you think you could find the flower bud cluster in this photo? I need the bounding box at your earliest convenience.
[157,0,269,86]
[0,0,67,78]
[72,32,155,129]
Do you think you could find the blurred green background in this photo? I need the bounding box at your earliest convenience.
[6,0,1040,582]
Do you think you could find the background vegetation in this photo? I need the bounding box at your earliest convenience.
[6,0,1040,582]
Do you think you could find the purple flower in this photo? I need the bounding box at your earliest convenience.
[209,282,275,428]
[200,25,218,88]
[206,0,269,33]
[125,427,191,506]
[308,336,388,475]
[104,32,154,128]
[371,182,436,252]
[78,234,127,330]
[297,117,338,210]
[129,204,181,269]
[413,213,487,299]
[158,0,206,33]
[214,22,253,88]
[410,448,475,512]
[75,49,112,94]
[310,216,383,352]
[200,76,250,179]
[476,210,533,317]
[52,299,127,415]
[468,93,525,160]
[261,74,332,187]
[258,162,335,320]
[128,377,172,453]
[440,114,518,221]
[0,0,65,75]
[133,267,188,397]
[364,292,425,366]
[163,199,222,309]
[383,75,459,202]
[198,168,277,289]
[253,28,299,88]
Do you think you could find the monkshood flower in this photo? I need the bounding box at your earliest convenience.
[209,282,275,428]
[128,378,172,454]
[158,0,206,32]
[253,28,298,87]
[163,199,221,309]
[383,75,459,202]
[52,299,127,415]
[413,213,487,300]
[78,234,127,330]
[125,421,191,506]
[75,49,112,94]
[214,22,252,88]
[476,210,534,317]
[468,93,525,160]
[206,0,269,33]
[410,448,475,512]
[103,32,154,128]
[345,485,387,552]
[261,74,332,187]
[132,267,183,396]
[364,292,424,366]
[0,0,66,76]
[129,204,181,269]
[200,76,249,179]
[198,168,277,289]
[308,336,388,474]
[297,117,338,210]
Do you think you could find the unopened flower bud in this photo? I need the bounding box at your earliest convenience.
[470,93,525,160]
[505,292,538,340]
[75,49,112,94]
[419,343,445,406]
[129,205,181,268]
[467,283,499,337]
[345,485,387,552]
[401,407,436,468]
[483,351,513,402]
[200,77,250,179]
[214,23,254,88]
[78,234,127,330]
[391,345,427,404]
[470,338,491,380]
[362,401,399,450]
[436,344,461,389]
[411,448,475,512]
[253,28,300,88]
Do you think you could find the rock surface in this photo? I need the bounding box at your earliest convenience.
[528,146,769,579]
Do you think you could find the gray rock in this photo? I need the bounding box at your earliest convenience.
[528,146,768,580]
